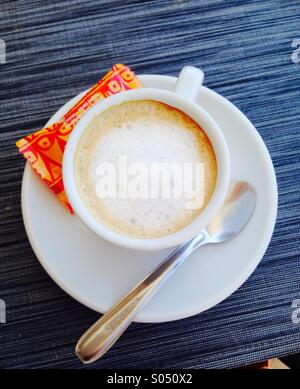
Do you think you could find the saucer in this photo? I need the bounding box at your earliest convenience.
[21,74,277,323]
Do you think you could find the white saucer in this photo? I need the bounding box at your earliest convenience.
[21,74,277,323]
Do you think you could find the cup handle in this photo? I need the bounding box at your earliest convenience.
[174,66,204,101]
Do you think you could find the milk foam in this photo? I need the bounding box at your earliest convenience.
[74,100,217,238]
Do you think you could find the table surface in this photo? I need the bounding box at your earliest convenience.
[1,0,300,369]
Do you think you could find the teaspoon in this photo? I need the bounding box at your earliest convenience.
[76,181,256,363]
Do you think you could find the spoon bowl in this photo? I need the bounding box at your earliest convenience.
[206,182,256,243]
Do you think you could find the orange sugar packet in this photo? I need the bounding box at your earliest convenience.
[16,64,142,212]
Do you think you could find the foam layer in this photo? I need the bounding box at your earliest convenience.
[74,100,217,238]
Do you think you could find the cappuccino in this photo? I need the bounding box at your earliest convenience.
[74,100,217,238]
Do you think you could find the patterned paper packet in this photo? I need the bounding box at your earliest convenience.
[16,64,142,211]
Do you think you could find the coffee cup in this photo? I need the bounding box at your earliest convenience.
[63,66,230,250]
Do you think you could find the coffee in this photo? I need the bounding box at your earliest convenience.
[74,100,217,238]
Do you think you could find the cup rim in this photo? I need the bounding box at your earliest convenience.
[62,88,231,250]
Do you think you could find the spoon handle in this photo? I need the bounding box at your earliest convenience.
[75,232,207,363]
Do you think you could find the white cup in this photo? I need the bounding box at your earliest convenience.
[63,66,230,251]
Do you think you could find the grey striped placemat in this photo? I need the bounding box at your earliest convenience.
[0,0,300,368]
